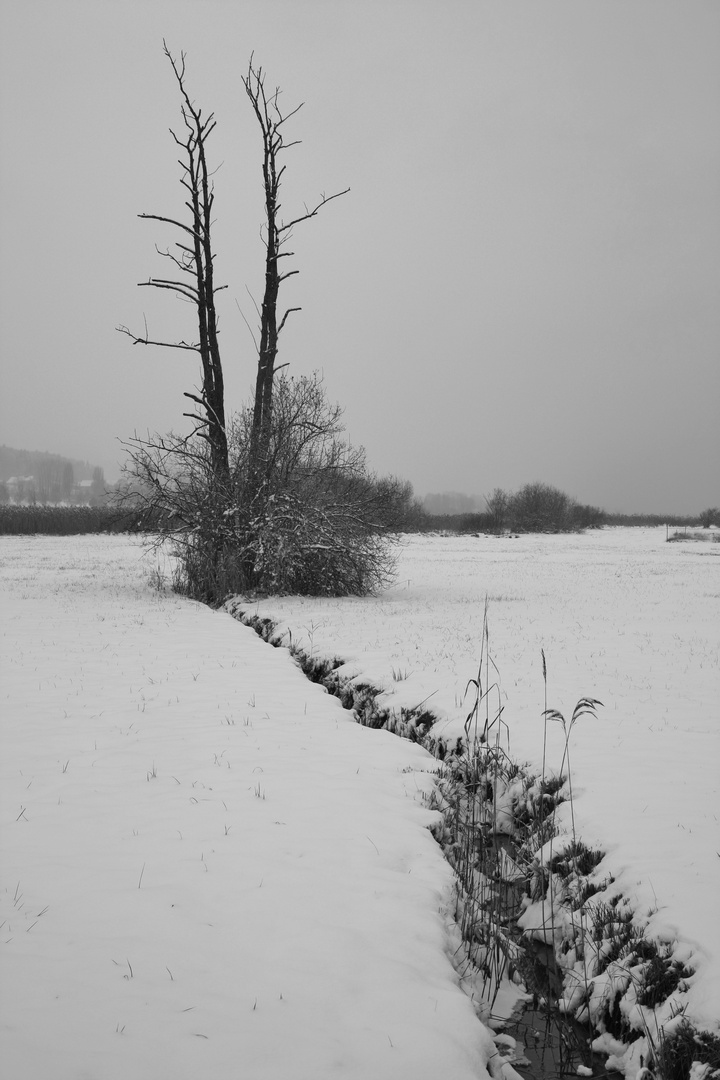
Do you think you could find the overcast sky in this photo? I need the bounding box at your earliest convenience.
[1,0,718,514]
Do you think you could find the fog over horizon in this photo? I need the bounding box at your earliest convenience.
[1,1,718,517]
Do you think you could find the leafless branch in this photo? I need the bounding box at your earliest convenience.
[138,278,199,303]
[277,307,301,335]
[116,325,201,352]
[138,212,200,240]
[278,188,350,234]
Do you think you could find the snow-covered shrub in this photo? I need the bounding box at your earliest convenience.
[119,374,413,601]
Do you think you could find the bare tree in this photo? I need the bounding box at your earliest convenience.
[117,48,406,602]
[242,58,349,483]
[118,43,229,483]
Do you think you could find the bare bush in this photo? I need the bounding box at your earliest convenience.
[460,483,608,534]
[119,374,409,600]
[699,507,719,528]
[506,482,574,532]
[485,487,509,533]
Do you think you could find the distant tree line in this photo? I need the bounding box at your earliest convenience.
[1,482,715,538]
[0,447,107,506]
[419,482,604,534]
[418,483,717,534]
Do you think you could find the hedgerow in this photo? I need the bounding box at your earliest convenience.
[0,504,151,536]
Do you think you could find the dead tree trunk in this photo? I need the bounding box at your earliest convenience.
[242,58,348,485]
[118,43,229,482]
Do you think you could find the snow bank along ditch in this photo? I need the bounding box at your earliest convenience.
[225,596,720,1080]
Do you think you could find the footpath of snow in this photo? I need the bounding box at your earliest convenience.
[0,536,497,1080]
[232,528,720,1034]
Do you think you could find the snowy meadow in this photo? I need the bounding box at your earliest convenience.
[1,535,501,1080]
[1,528,718,1079]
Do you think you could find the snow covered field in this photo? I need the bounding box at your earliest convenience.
[1,528,718,1080]
[0,535,496,1080]
[232,528,720,1034]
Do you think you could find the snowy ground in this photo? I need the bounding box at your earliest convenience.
[2,529,718,1080]
[0,536,497,1080]
[229,528,720,1034]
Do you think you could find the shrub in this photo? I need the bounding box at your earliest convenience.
[507,482,576,532]
[500,483,606,533]
[485,487,509,533]
[119,373,409,601]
